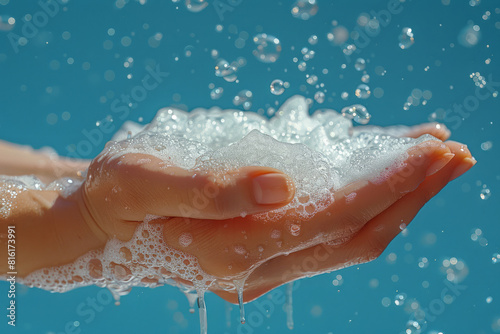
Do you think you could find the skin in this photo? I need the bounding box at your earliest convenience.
[0,122,475,304]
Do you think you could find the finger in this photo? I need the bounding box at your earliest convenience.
[239,141,475,302]
[103,153,295,221]
[402,122,451,141]
[286,139,454,246]
[345,141,475,253]
[352,122,451,141]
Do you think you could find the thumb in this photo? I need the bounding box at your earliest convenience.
[99,153,295,221]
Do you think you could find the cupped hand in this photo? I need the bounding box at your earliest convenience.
[77,123,475,303]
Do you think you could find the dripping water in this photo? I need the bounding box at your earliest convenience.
[197,290,208,334]
[183,290,199,314]
[233,278,246,324]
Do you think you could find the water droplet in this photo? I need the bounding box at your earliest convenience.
[252,33,281,63]
[341,104,371,124]
[458,23,481,47]
[361,73,370,83]
[233,90,253,110]
[418,257,429,268]
[405,320,422,334]
[289,223,301,236]
[355,84,371,99]
[179,232,193,247]
[314,91,325,103]
[480,187,491,200]
[298,61,307,71]
[492,253,500,264]
[308,34,318,45]
[185,0,208,12]
[197,290,208,334]
[291,0,318,20]
[210,87,223,100]
[399,27,415,49]
[440,257,469,283]
[233,279,246,324]
[270,79,285,95]
[306,74,318,85]
[215,59,238,82]
[394,293,406,306]
[327,26,349,45]
[0,15,15,31]
[182,290,198,313]
[481,141,493,150]
[354,58,366,71]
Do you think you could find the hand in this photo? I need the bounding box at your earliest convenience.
[75,122,474,304]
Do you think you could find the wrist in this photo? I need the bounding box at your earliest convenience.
[1,186,107,277]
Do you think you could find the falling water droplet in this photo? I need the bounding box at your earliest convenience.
[252,33,282,63]
[183,290,198,313]
[285,282,294,330]
[341,104,371,124]
[215,59,238,82]
[399,27,415,49]
[354,58,366,71]
[458,23,481,47]
[314,91,325,103]
[355,84,371,99]
[233,90,253,110]
[233,279,246,324]
[185,0,208,12]
[394,293,407,306]
[270,79,285,95]
[308,34,318,45]
[306,74,318,85]
[480,186,491,200]
[197,290,208,334]
[210,87,224,100]
[492,253,500,264]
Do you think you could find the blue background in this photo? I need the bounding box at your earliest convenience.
[1,0,499,333]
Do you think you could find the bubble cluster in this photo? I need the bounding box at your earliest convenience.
[291,0,318,20]
[440,257,469,283]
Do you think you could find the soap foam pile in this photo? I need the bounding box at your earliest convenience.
[10,96,435,301]
[103,95,431,220]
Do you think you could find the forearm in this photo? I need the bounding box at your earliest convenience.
[0,185,106,277]
[0,140,90,184]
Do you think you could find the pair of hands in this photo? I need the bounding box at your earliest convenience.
[76,122,475,303]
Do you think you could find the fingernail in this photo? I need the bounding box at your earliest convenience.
[252,173,292,205]
[450,157,477,180]
[426,153,455,176]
